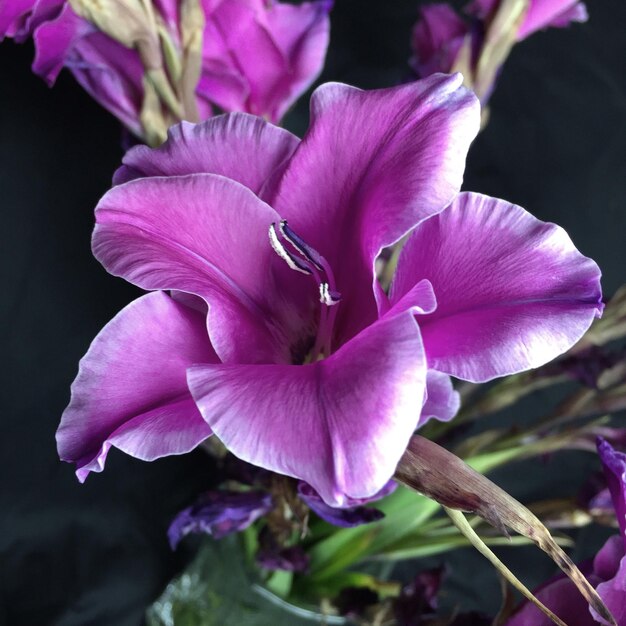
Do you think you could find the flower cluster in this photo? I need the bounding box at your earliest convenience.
[1,0,331,142]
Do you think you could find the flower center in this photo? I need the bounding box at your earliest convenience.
[269,220,341,361]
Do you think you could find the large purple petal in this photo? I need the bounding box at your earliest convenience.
[57,292,215,481]
[597,437,626,546]
[113,114,299,198]
[187,311,427,507]
[168,490,273,549]
[92,173,310,365]
[270,75,479,342]
[297,480,396,528]
[390,192,603,382]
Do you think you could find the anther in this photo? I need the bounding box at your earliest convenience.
[279,220,325,271]
[269,223,312,275]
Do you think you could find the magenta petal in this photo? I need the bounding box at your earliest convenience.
[201,0,287,119]
[597,437,626,545]
[518,0,588,40]
[419,370,460,427]
[65,33,144,136]
[113,114,299,199]
[593,535,625,582]
[31,3,91,85]
[57,292,216,481]
[0,0,34,38]
[263,0,332,121]
[391,192,603,382]
[0,0,63,40]
[271,75,479,340]
[92,173,302,364]
[187,311,427,506]
[593,549,626,626]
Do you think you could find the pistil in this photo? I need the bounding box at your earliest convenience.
[269,220,341,361]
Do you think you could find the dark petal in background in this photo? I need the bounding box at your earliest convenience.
[1,0,625,623]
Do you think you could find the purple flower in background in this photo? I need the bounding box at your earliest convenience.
[168,490,273,549]
[57,74,602,507]
[410,4,473,77]
[467,0,588,41]
[0,0,331,139]
[505,438,626,626]
[411,0,587,104]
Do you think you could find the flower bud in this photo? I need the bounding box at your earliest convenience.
[395,435,617,626]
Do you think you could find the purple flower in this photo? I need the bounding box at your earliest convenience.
[467,0,588,41]
[57,75,602,507]
[410,0,587,104]
[1,0,331,138]
[505,438,626,626]
[297,480,396,528]
[168,490,273,549]
[410,4,473,77]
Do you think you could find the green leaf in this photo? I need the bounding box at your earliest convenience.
[308,485,440,578]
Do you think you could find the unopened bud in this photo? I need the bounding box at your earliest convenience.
[69,0,161,68]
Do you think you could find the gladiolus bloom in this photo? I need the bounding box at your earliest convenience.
[57,74,602,506]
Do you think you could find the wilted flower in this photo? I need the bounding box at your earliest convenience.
[297,480,395,528]
[168,489,273,548]
[505,438,626,626]
[57,74,602,508]
[0,0,331,143]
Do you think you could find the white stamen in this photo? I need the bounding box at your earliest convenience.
[269,224,311,275]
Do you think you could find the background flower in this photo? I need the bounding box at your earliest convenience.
[505,439,626,626]
[0,0,332,142]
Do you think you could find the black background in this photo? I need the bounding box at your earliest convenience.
[1,1,625,624]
